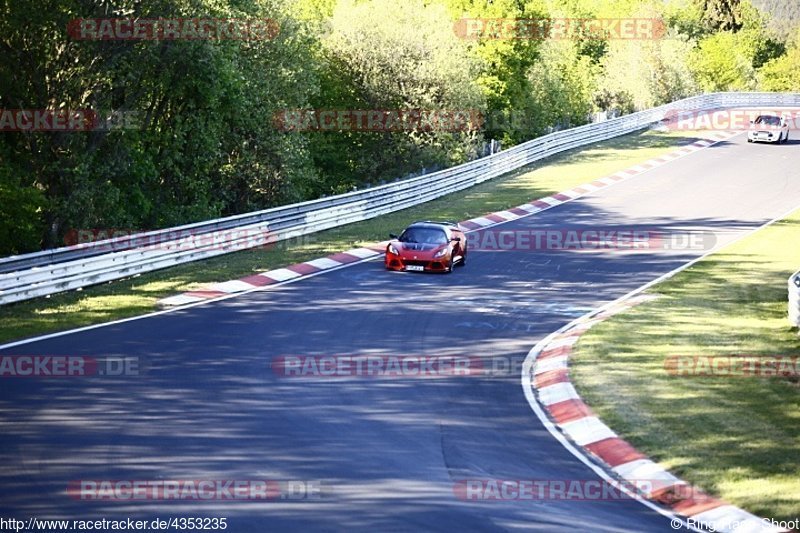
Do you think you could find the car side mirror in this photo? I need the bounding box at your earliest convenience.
[389,233,398,239]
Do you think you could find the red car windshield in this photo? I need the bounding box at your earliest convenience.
[399,227,448,245]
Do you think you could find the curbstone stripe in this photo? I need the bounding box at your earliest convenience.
[527,293,790,532]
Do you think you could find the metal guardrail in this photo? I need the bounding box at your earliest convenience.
[2,91,800,305]
[790,269,800,328]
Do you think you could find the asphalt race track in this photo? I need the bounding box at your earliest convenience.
[3,132,800,532]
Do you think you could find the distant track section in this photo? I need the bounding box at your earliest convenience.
[1,91,798,305]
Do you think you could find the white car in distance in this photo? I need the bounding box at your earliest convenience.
[747,115,790,144]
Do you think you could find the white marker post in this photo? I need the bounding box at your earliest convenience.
[789,269,800,328]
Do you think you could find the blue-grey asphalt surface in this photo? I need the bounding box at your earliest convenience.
[3,132,800,532]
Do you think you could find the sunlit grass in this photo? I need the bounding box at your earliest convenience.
[1,129,717,344]
[571,211,800,521]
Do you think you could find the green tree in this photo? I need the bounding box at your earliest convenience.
[690,31,757,91]
[0,0,322,250]
[318,0,486,187]
[438,0,545,144]
[750,0,800,41]
[689,0,782,92]
[599,35,698,110]
[759,29,800,91]
[526,40,598,130]
[695,0,746,32]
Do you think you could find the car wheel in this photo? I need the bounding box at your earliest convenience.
[448,256,455,273]
[784,132,790,144]
[460,253,466,267]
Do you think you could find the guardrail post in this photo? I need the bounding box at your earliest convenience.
[789,269,800,328]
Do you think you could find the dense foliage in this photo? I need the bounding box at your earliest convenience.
[1,0,799,254]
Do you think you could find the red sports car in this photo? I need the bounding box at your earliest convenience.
[385,221,467,273]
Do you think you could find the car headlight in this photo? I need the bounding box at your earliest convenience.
[388,244,399,255]
[434,247,448,258]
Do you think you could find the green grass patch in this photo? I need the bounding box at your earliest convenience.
[2,129,713,344]
[571,209,800,521]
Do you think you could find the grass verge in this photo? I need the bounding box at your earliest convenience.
[2,129,715,344]
[571,208,800,521]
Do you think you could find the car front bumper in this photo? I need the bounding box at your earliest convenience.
[748,131,780,142]
[385,254,450,272]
